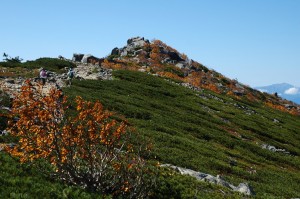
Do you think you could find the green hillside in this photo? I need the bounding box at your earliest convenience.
[1,69,300,198]
[63,70,300,198]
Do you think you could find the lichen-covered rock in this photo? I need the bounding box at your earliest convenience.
[118,37,149,57]
[233,183,255,196]
[161,164,255,196]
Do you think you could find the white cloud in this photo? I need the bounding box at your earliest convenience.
[284,87,299,95]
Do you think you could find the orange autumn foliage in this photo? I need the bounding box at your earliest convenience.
[157,71,184,81]
[203,83,220,93]
[265,101,298,115]
[6,80,155,197]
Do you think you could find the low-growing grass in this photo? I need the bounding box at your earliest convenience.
[1,69,299,198]
[0,152,104,198]
[63,70,300,198]
[0,57,75,75]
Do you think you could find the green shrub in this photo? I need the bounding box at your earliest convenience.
[0,61,22,68]
[23,57,75,72]
[0,57,75,73]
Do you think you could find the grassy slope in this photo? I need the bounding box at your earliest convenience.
[0,153,104,198]
[63,70,300,198]
[1,70,299,198]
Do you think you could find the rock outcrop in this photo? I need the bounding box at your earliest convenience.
[72,54,103,65]
[81,54,93,63]
[161,164,255,196]
[72,53,84,62]
[261,143,290,154]
[111,36,150,57]
[74,64,112,80]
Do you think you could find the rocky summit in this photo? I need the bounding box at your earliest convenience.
[103,36,300,115]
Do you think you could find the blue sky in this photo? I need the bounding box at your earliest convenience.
[1,0,299,87]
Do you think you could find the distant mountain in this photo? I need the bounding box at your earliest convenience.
[255,83,300,104]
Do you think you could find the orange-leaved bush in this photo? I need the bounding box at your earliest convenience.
[6,80,155,198]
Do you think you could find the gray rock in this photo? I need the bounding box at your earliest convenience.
[161,164,255,196]
[5,79,15,84]
[0,130,8,136]
[127,36,148,47]
[233,90,245,96]
[233,183,255,196]
[133,49,145,56]
[72,53,84,62]
[138,68,146,72]
[273,118,280,123]
[0,106,11,111]
[111,47,120,56]
[120,48,128,56]
[117,37,150,57]
[168,51,185,62]
[175,62,185,69]
[81,54,92,63]
[261,143,290,154]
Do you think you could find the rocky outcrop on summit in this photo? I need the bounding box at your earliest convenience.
[74,64,112,80]
[109,37,192,71]
[104,36,300,115]
[111,37,150,57]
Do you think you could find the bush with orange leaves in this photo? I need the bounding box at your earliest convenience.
[6,80,156,198]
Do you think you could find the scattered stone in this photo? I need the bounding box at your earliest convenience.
[161,164,255,196]
[233,183,255,196]
[233,90,244,96]
[74,64,112,80]
[0,106,11,111]
[273,118,280,123]
[261,143,290,154]
[175,62,185,69]
[5,79,15,84]
[0,130,8,136]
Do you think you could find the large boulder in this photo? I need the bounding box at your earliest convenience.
[168,51,185,62]
[81,54,92,63]
[117,37,150,57]
[72,53,84,62]
[127,36,149,47]
[111,47,120,56]
[87,56,103,65]
[161,164,255,196]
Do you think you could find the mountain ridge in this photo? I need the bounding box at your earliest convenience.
[255,83,300,104]
[98,36,300,115]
